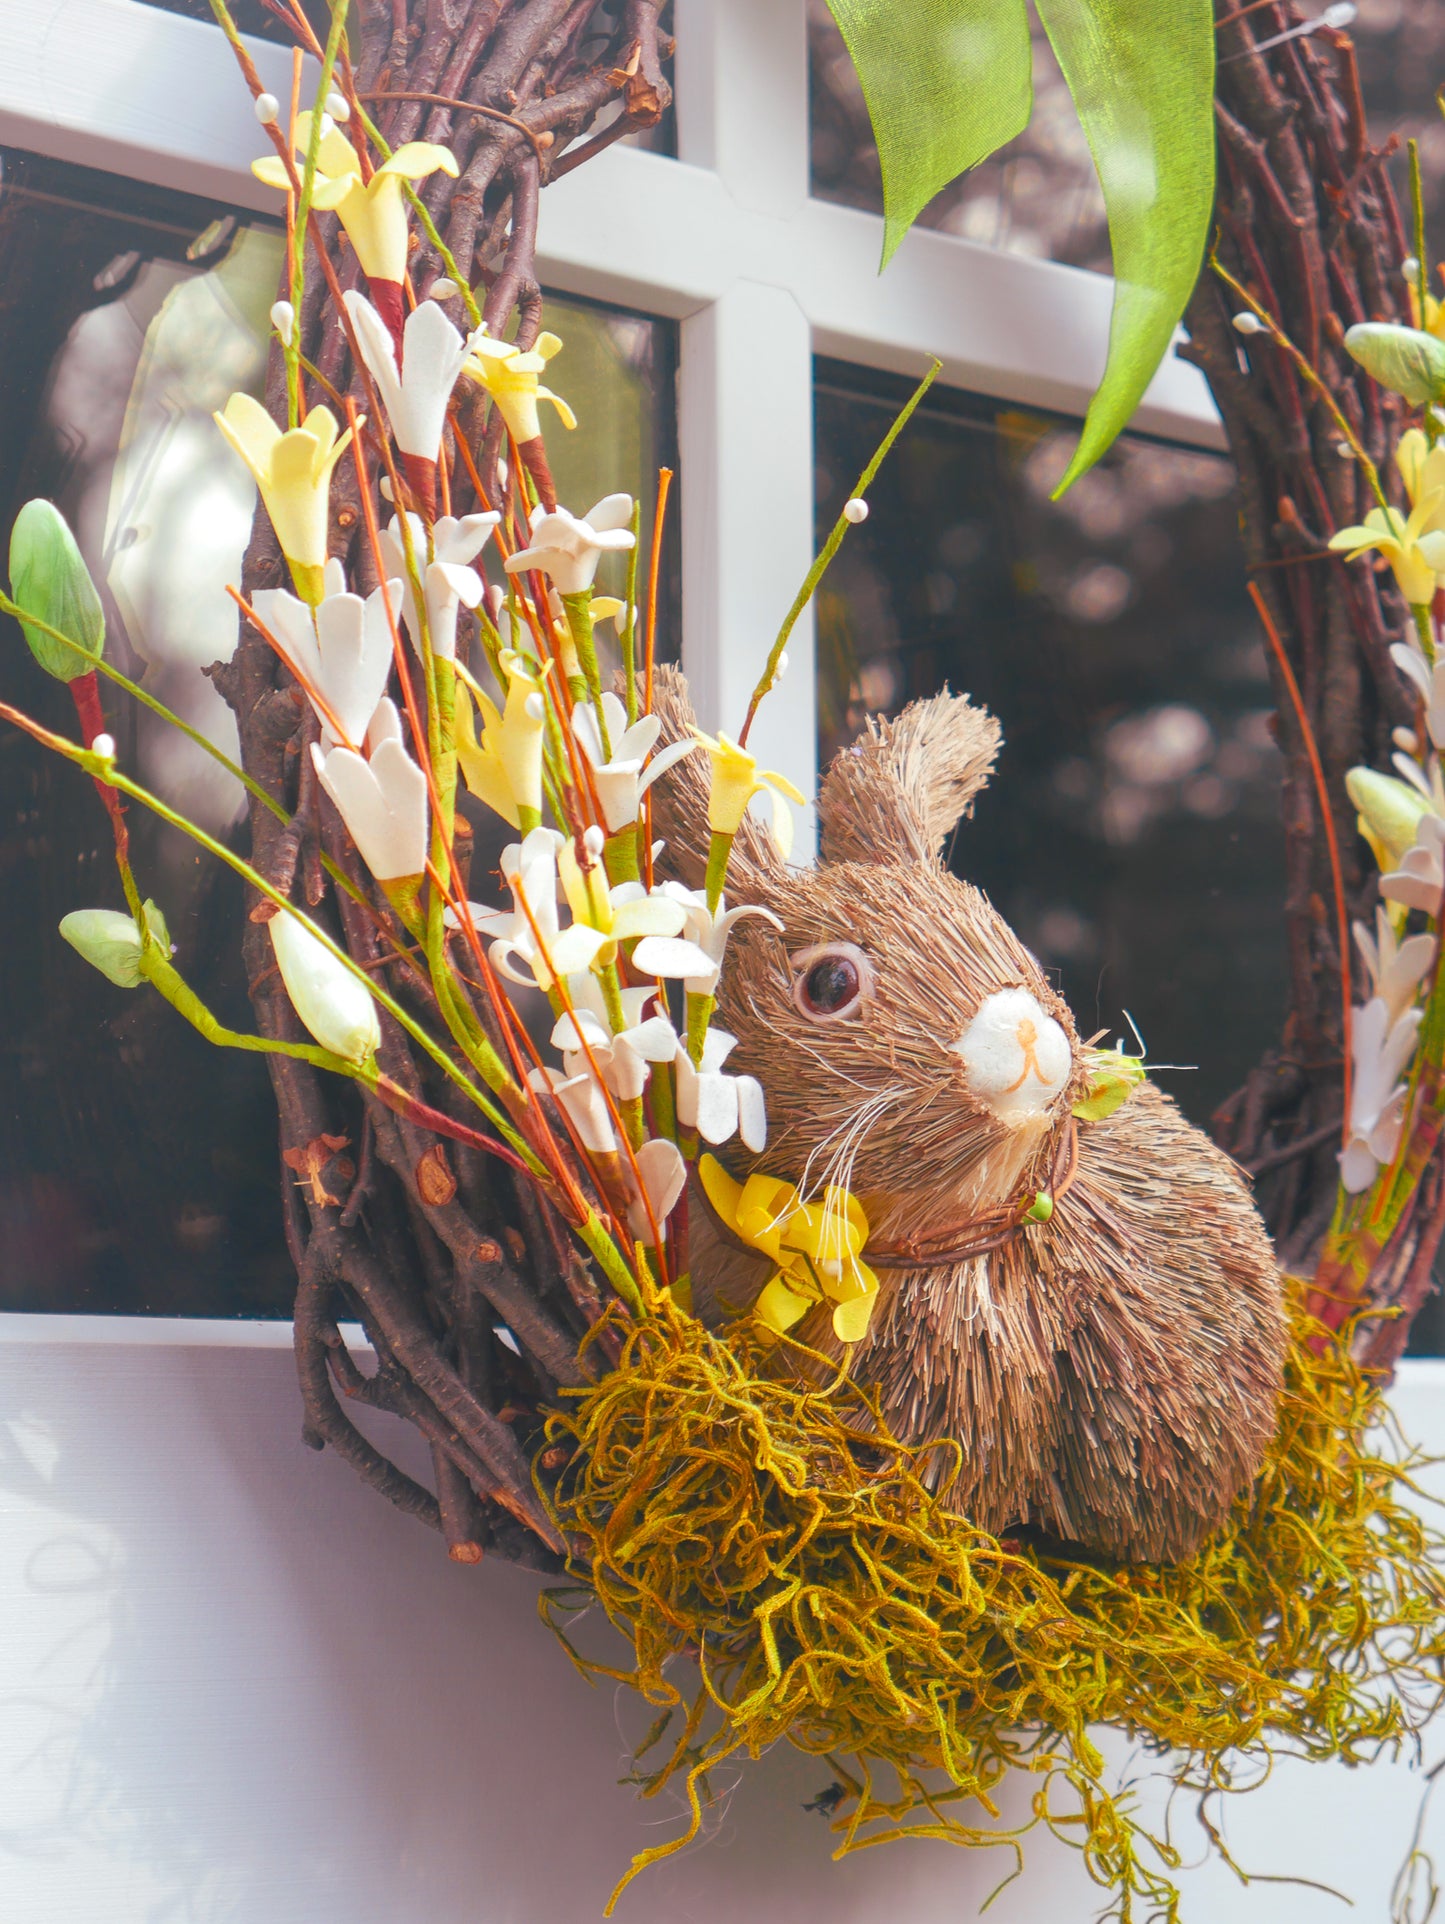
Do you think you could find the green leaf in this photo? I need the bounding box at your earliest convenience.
[824,0,1034,267]
[1033,0,1215,491]
[9,498,105,681]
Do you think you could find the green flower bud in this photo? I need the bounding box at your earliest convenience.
[59,900,170,987]
[9,499,104,682]
[1346,766,1430,869]
[1343,323,1445,407]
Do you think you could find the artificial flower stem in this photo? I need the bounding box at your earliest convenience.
[144,947,354,1074]
[66,675,144,923]
[285,5,350,425]
[576,1211,646,1318]
[704,830,732,916]
[604,825,640,886]
[618,1094,646,1152]
[623,497,641,726]
[737,357,940,749]
[649,1056,677,1146]
[685,989,714,1069]
[561,590,611,757]
[1415,601,1437,665]
[2,704,533,1156]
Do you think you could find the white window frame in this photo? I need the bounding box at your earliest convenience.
[2,0,1219,1347]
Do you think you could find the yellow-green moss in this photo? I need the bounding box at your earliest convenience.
[540,1287,1445,1919]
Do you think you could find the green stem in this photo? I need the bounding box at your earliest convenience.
[13,711,535,1158]
[1212,253,1391,516]
[561,591,610,755]
[737,357,940,749]
[1415,601,1436,665]
[577,1211,645,1318]
[144,949,354,1074]
[605,824,640,885]
[704,830,731,916]
[685,989,714,1069]
[623,498,642,726]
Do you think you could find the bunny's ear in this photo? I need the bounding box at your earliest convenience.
[817,690,1001,866]
[646,664,787,894]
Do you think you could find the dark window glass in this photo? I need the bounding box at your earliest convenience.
[809,0,1445,267]
[814,360,1286,1132]
[0,150,677,1316]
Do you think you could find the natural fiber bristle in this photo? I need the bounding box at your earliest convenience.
[540,1284,1445,1920]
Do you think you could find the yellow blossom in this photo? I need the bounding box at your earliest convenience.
[690,726,805,858]
[455,651,550,830]
[1329,493,1445,609]
[465,332,576,444]
[1396,428,1445,536]
[253,114,457,283]
[698,1154,880,1344]
[556,836,685,966]
[213,394,359,604]
[1408,267,1445,341]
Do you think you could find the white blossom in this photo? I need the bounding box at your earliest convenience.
[550,998,678,1103]
[380,510,499,662]
[449,827,605,991]
[503,494,635,598]
[312,697,428,881]
[633,884,783,997]
[1391,640,1445,753]
[1340,995,1422,1193]
[627,1138,687,1242]
[1352,908,1435,1026]
[253,560,402,749]
[674,1027,767,1151]
[572,691,699,834]
[1381,814,1445,913]
[527,1063,618,1154]
[344,290,478,464]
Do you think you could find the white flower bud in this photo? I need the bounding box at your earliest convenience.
[270,300,296,347]
[843,497,869,523]
[91,732,115,759]
[270,908,381,1065]
[1232,311,1267,336]
[325,91,350,121]
[379,476,395,502]
[1394,727,1422,756]
[429,278,459,302]
[254,92,280,125]
[1404,258,1422,280]
[583,824,606,858]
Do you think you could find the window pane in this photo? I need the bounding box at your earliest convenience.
[814,360,1286,1132]
[0,150,677,1316]
[809,1,1445,267]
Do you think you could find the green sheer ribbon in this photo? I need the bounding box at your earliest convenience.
[824,0,1215,491]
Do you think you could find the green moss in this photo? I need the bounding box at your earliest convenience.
[540,1287,1445,1919]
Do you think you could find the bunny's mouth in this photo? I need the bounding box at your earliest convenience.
[950,987,1074,1125]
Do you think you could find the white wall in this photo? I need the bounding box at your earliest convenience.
[1,1321,1442,1923]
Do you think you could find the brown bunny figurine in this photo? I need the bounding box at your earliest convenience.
[650,666,1286,1565]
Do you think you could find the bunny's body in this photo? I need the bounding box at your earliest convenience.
[652,669,1286,1565]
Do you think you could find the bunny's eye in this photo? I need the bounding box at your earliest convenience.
[790,943,873,1023]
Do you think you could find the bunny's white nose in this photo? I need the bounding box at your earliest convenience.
[952,988,1073,1122]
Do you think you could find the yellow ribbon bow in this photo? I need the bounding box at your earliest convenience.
[698,1154,881,1344]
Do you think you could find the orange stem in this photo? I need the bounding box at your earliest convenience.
[1249,580,1352,1134]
